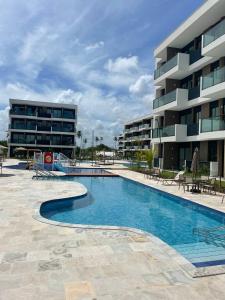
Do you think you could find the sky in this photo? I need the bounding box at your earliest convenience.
[0,0,203,145]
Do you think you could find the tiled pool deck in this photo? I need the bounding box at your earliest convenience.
[2,160,225,299]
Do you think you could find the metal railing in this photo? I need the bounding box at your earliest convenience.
[33,164,57,179]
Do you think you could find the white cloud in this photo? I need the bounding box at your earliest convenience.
[129,74,153,95]
[105,56,139,73]
[85,41,104,51]
[0,106,9,140]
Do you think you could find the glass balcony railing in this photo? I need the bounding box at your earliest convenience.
[202,66,225,90]
[154,55,178,80]
[153,90,176,109]
[201,117,225,133]
[203,19,225,47]
[152,125,175,138]
[189,48,202,64]
[188,86,200,100]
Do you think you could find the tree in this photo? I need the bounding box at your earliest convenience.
[76,130,82,160]
[144,148,155,170]
[113,137,118,164]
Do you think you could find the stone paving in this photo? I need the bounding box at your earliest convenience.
[1,160,225,299]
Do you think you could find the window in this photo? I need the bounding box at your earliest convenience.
[63,109,75,119]
[210,101,219,117]
[52,108,62,118]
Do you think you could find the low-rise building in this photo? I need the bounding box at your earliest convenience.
[8,99,77,158]
[123,114,153,156]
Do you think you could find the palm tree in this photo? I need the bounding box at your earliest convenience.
[76,130,82,160]
[83,138,87,160]
[113,137,118,164]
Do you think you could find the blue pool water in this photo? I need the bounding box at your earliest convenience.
[41,176,225,267]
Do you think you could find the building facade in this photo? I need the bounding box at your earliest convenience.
[123,114,153,157]
[118,134,124,152]
[8,99,77,158]
[151,0,225,176]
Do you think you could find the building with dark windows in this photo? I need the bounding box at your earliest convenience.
[8,99,77,158]
[151,0,225,176]
[123,114,153,157]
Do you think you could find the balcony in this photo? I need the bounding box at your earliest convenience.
[152,124,187,143]
[153,89,189,113]
[199,117,225,140]
[202,19,225,57]
[11,124,36,131]
[201,66,225,99]
[154,53,190,86]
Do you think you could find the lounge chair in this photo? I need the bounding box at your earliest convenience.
[162,171,185,187]
[202,178,217,195]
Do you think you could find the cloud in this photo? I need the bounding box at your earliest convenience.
[85,41,104,51]
[0,106,9,140]
[129,74,153,95]
[105,56,139,73]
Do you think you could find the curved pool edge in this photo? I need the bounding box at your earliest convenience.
[34,196,197,278]
[33,176,225,278]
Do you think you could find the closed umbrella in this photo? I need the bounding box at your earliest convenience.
[191,147,199,178]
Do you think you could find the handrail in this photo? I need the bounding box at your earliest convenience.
[33,164,57,178]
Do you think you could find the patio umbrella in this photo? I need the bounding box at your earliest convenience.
[15,147,27,152]
[191,147,199,178]
[0,145,7,149]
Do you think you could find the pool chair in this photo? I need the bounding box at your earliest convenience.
[162,171,185,188]
[202,178,217,195]
[150,168,161,181]
[182,177,197,192]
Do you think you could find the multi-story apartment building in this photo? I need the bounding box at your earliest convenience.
[123,114,152,156]
[8,99,77,158]
[151,0,225,176]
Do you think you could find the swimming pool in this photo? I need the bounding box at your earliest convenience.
[65,168,112,175]
[40,176,225,267]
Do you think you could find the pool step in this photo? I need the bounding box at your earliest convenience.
[175,242,225,266]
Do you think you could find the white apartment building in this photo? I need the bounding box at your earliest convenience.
[123,114,153,156]
[8,99,77,158]
[151,0,225,176]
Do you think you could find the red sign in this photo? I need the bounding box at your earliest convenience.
[44,152,53,164]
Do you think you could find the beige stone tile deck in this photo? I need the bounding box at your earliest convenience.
[1,160,225,299]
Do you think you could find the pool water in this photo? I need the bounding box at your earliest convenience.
[41,176,225,267]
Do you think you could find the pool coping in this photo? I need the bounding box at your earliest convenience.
[33,174,225,279]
